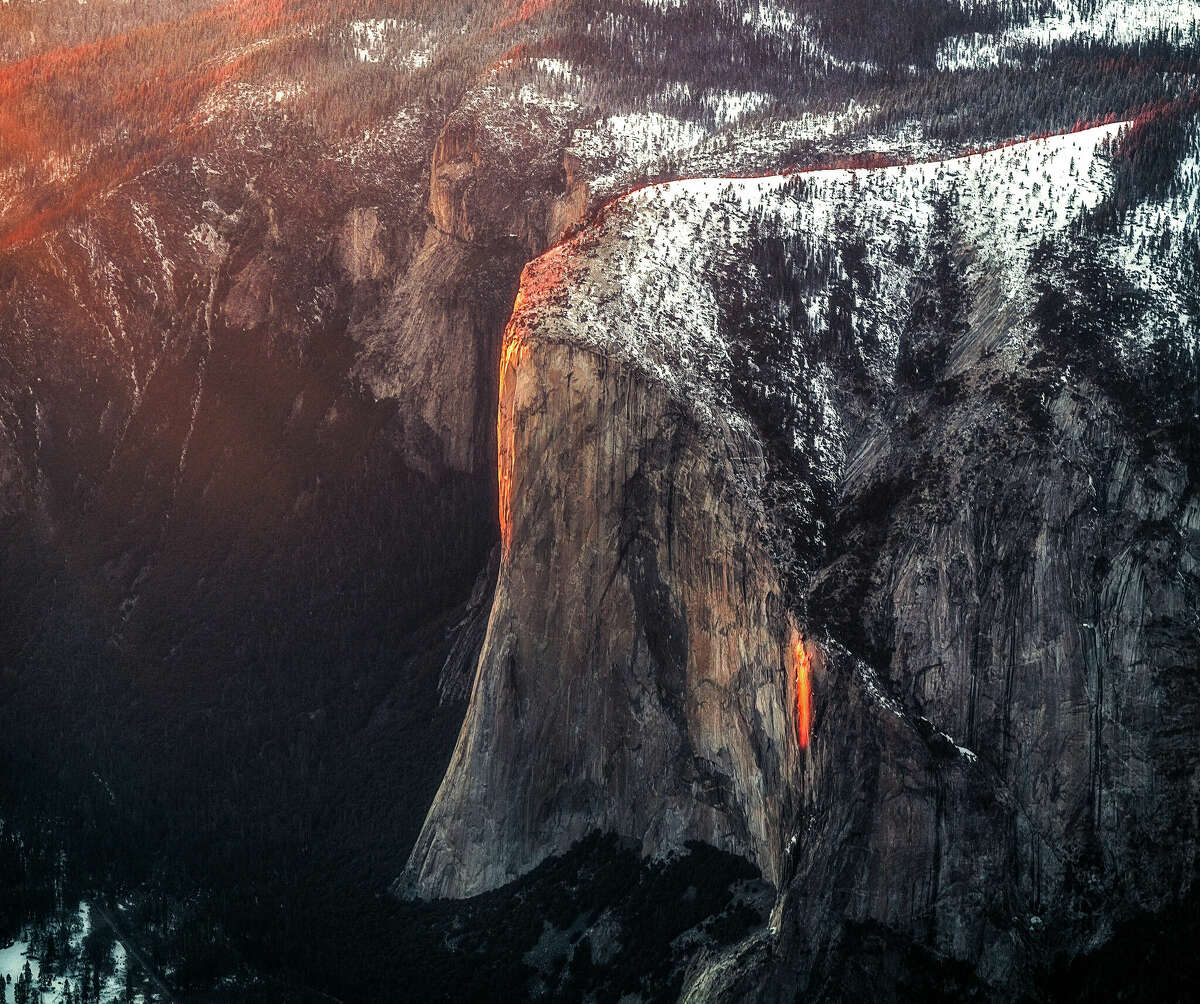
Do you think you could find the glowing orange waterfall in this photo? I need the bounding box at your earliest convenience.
[496,333,525,553]
[795,639,812,750]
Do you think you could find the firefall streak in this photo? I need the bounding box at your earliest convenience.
[497,330,526,552]
[795,639,812,750]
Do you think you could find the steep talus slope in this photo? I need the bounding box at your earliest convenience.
[405,125,1200,997]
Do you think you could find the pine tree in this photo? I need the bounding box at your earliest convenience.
[13,962,31,1004]
[38,933,54,990]
[898,194,969,386]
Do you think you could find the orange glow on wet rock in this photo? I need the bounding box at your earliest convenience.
[794,639,812,750]
[492,251,570,552]
[496,333,525,553]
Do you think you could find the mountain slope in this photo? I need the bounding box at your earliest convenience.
[1,0,1198,999]
[403,120,1200,997]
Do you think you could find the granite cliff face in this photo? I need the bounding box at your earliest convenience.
[686,382,1200,1003]
[402,327,808,897]
[0,44,593,941]
[686,357,1200,1004]
[403,133,1200,997]
[3,3,1199,997]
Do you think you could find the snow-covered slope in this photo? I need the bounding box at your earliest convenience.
[939,0,1200,69]
[513,123,1126,435]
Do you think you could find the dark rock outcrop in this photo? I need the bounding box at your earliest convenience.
[355,85,586,479]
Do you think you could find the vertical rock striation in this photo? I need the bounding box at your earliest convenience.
[402,327,807,897]
[354,86,585,479]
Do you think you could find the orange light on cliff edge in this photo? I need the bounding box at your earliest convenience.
[495,252,568,552]
[497,0,564,29]
[795,639,812,750]
[496,334,524,553]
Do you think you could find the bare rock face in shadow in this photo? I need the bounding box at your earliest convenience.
[354,87,586,480]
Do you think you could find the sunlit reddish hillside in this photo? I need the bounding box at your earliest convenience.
[0,0,501,249]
